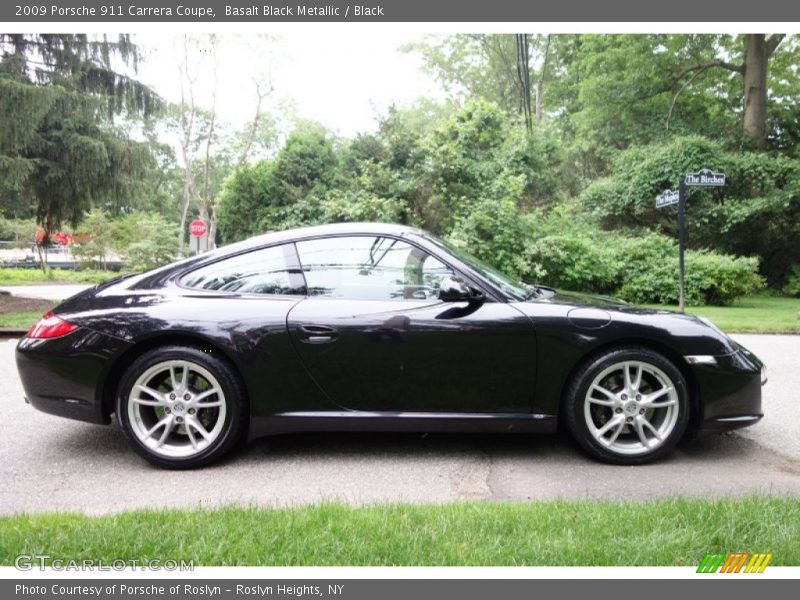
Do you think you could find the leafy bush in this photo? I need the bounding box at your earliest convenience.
[783,264,800,297]
[448,186,537,280]
[217,161,278,243]
[617,249,764,305]
[72,208,113,268]
[685,253,765,305]
[0,267,116,284]
[579,135,730,224]
[217,124,341,243]
[579,135,800,285]
[320,189,406,224]
[218,101,566,243]
[113,213,181,271]
[526,234,616,293]
[0,217,37,243]
[453,201,763,305]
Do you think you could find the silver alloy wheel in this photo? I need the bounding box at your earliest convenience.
[127,359,227,458]
[583,360,679,455]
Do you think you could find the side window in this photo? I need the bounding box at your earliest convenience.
[295,236,454,300]
[180,244,306,295]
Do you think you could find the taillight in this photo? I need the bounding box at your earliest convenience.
[27,311,79,339]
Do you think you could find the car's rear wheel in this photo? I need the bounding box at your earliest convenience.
[564,347,689,465]
[116,345,247,469]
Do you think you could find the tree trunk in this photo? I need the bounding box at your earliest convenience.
[198,204,210,253]
[207,197,221,250]
[743,34,769,149]
[534,78,542,122]
[534,35,550,123]
[179,177,192,250]
[35,243,48,274]
[515,34,532,134]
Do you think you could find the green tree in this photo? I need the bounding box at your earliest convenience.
[421,100,563,232]
[72,208,113,269]
[217,122,339,242]
[271,122,340,202]
[114,212,181,270]
[0,34,160,238]
[567,34,796,164]
[407,34,557,127]
[217,161,279,243]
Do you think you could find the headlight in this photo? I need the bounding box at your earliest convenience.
[761,364,768,386]
[685,355,718,365]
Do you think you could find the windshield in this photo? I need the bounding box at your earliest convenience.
[421,234,530,301]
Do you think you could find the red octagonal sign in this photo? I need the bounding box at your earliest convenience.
[189,219,207,237]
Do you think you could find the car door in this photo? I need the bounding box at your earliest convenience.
[177,242,335,415]
[286,235,537,414]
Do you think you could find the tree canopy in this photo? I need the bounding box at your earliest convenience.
[0,34,160,234]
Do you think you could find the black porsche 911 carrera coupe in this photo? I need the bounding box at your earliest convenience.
[16,222,766,468]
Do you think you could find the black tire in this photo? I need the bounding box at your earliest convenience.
[116,345,248,469]
[564,346,690,465]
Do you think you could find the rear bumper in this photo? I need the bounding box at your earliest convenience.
[16,328,132,425]
[692,344,765,434]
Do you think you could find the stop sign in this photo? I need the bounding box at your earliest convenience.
[189,219,207,237]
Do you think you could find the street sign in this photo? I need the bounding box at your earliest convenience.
[189,219,207,237]
[684,169,726,187]
[673,168,727,313]
[655,189,679,209]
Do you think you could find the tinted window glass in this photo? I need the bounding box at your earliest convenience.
[296,236,454,300]
[423,234,530,301]
[181,244,305,295]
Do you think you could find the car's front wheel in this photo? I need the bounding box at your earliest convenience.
[116,345,247,469]
[564,347,690,465]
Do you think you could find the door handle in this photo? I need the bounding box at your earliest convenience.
[298,324,339,344]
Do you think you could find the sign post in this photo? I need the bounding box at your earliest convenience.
[189,219,208,255]
[678,177,686,313]
[656,169,725,313]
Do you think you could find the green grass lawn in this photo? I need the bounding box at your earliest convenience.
[2,497,799,566]
[0,311,42,328]
[0,267,120,286]
[648,294,800,334]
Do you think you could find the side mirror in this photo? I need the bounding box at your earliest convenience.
[438,275,484,303]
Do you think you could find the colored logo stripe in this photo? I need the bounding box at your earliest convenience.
[746,553,773,573]
[721,552,749,573]
[697,552,772,573]
[697,554,726,573]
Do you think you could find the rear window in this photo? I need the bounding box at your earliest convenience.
[180,244,306,295]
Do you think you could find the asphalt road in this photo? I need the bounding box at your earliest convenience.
[1,334,799,515]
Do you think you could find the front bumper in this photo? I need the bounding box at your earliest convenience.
[16,328,132,425]
[689,344,765,433]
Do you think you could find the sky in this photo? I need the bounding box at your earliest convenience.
[134,31,447,138]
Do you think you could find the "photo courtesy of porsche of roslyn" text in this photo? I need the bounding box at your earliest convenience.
[227,5,385,17]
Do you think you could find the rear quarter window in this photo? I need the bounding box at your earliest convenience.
[180,244,306,295]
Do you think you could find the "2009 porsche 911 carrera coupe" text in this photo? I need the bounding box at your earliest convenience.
[16,222,766,468]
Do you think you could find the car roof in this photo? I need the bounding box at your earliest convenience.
[126,222,430,290]
[124,221,512,301]
[215,222,427,256]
